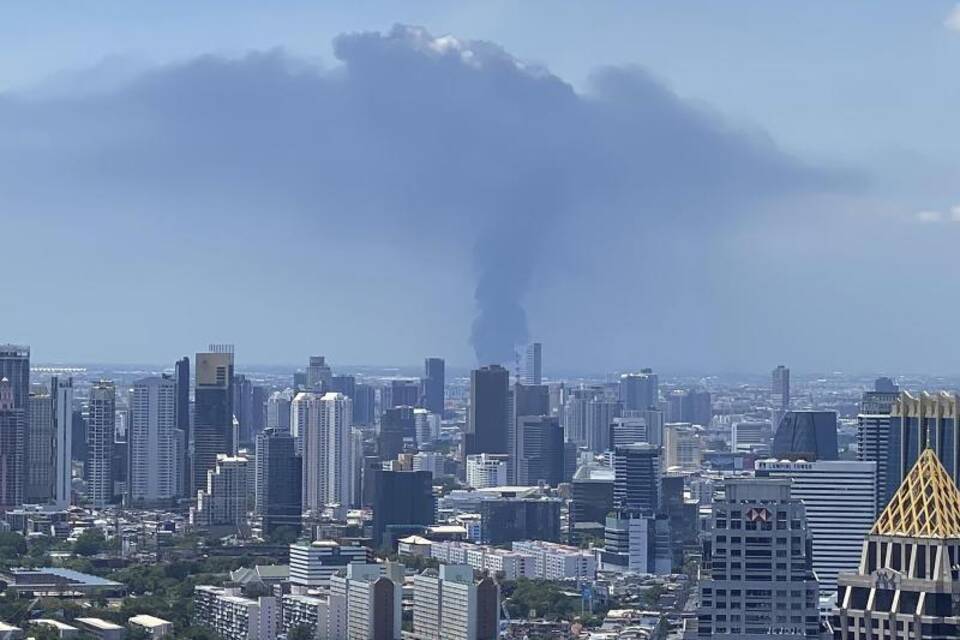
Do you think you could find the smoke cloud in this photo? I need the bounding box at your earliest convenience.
[0,25,844,368]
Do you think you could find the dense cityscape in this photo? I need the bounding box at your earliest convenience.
[0,343,956,639]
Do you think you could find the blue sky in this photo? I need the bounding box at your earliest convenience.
[1,2,959,372]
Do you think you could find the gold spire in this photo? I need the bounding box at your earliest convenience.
[872,448,960,538]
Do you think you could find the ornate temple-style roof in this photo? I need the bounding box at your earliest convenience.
[872,448,960,538]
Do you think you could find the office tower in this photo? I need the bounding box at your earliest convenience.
[174,356,190,490]
[509,383,549,481]
[465,365,509,456]
[293,371,307,390]
[129,376,177,504]
[586,398,622,453]
[303,392,353,512]
[385,379,419,410]
[0,378,25,510]
[266,390,292,431]
[599,510,672,574]
[858,390,899,511]
[26,386,54,503]
[422,358,445,416]
[665,389,686,423]
[232,374,256,446]
[330,374,356,398]
[772,364,790,430]
[874,376,899,393]
[771,410,838,461]
[694,478,820,639]
[372,469,434,547]
[522,343,542,385]
[612,443,661,512]
[731,421,772,453]
[831,450,960,640]
[352,383,376,426]
[609,416,647,449]
[465,454,508,489]
[85,381,115,507]
[661,474,697,549]
[173,427,186,498]
[619,370,658,411]
[194,454,249,528]
[329,563,402,640]
[414,408,440,445]
[663,422,703,471]
[112,424,129,504]
[886,391,960,504]
[756,459,877,593]
[289,540,370,588]
[515,416,564,486]
[476,496,561,544]
[255,428,302,536]
[306,355,332,392]
[378,406,415,460]
[635,407,665,447]
[193,348,235,494]
[568,463,614,544]
[682,389,712,426]
[562,386,603,447]
[413,565,499,640]
[0,344,30,418]
[52,377,73,507]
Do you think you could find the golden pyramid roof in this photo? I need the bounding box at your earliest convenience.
[872,448,960,538]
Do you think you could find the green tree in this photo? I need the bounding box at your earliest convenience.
[0,532,27,558]
[73,529,106,557]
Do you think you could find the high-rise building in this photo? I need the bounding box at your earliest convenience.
[194,454,249,528]
[0,377,25,510]
[255,428,302,536]
[619,370,658,411]
[174,356,190,493]
[372,469,434,547]
[831,449,960,640]
[772,364,790,406]
[663,422,703,471]
[86,381,116,508]
[771,410,838,461]
[129,376,177,504]
[303,392,353,512]
[413,564,500,640]
[568,463,614,545]
[330,374,356,399]
[352,383,376,426]
[613,443,661,512]
[465,366,509,456]
[886,391,960,509]
[682,389,712,426]
[193,348,235,494]
[731,421,773,454]
[266,390,292,432]
[232,374,256,446]
[290,391,319,455]
[874,376,899,393]
[562,386,604,448]
[0,345,30,414]
[52,377,73,507]
[857,390,899,511]
[379,406,415,460]
[599,510,672,574]
[414,408,440,445]
[694,478,820,639]
[508,383,549,481]
[465,454,508,489]
[306,356,332,392]
[515,416,564,486]
[387,380,420,409]
[609,416,647,449]
[329,563,402,640]
[586,398,622,453]
[522,343,542,386]
[755,458,877,594]
[26,386,54,503]
[193,586,277,640]
[423,358,445,416]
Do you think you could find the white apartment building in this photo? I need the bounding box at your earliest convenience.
[303,392,354,512]
[130,376,177,503]
[412,564,500,640]
[465,454,508,489]
[511,540,597,581]
[329,563,401,640]
[289,540,369,589]
[194,455,249,528]
[193,585,277,640]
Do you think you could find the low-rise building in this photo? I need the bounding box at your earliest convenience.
[75,618,125,640]
[127,615,173,638]
[511,540,597,581]
[28,620,78,639]
[289,540,370,589]
[0,622,22,640]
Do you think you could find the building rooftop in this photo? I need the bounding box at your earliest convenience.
[872,448,960,538]
[76,617,124,630]
[5,567,123,587]
[128,614,173,628]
